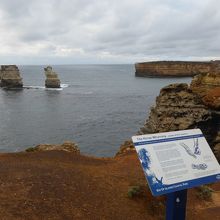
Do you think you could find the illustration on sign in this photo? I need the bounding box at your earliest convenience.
[132,129,220,196]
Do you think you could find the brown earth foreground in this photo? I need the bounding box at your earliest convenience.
[0,150,219,220]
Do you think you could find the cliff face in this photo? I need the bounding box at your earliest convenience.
[137,81,220,161]
[135,61,220,77]
[137,83,219,150]
[0,65,23,88]
[118,71,220,161]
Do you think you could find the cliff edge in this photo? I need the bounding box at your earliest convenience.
[135,60,220,77]
[0,150,219,220]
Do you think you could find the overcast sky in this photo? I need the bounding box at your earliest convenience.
[0,0,219,64]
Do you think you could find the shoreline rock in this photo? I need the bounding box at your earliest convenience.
[26,141,80,154]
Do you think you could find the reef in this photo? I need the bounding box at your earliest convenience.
[135,60,220,77]
[0,65,23,88]
[44,66,61,88]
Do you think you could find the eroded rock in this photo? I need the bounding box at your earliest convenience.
[203,88,220,110]
[139,83,212,134]
[0,65,23,88]
[190,61,220,96]
[44,66,61,88]
[116,140,135,156]
[26,141,80,154]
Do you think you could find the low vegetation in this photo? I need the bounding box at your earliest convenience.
[197,185,214,200]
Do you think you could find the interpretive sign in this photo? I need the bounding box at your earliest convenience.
[132,129,220,196]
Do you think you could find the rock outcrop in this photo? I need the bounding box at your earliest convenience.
[138,83,215,140]
[202,88,220,110]
[117,72,220,161]
[26,141,80,153]
[0,65,23,88]
[138,82,220,160]
[44,66,61,88]
[135,60,220,77]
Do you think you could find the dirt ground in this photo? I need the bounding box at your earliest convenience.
[0,151,219,220]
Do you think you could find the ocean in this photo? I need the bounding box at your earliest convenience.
[0,65,191,157]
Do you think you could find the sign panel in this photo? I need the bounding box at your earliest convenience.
[132,129,220,196]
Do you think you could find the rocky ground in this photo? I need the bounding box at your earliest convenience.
[0,150,219,220]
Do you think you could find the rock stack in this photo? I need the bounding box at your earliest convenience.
[0,65,23,88]
[44,66,61,88]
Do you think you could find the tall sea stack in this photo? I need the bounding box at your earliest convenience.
[44,66,61,88]
[0,65,23,88]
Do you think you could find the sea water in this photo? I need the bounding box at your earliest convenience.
[0,65,191,157]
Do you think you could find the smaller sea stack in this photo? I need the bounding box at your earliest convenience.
[44,66,61,88]
[0,65,23,88]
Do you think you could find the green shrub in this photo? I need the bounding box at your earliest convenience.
[25,147,36,152]
[127,185,142,198]
[197,185,213,200]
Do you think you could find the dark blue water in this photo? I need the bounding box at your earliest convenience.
[0,65,191,156]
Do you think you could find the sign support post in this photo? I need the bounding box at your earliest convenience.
[166,189,187,220]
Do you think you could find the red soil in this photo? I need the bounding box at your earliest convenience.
[0,151,219,220]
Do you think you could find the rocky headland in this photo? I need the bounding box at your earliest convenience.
[44,66,61,88]
[0,65,23,88]
[0,70,220,219]
[135,60,220,77]
[119,70,220,161]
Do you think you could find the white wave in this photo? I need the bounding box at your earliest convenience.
[23,83,69,91]
[23,86,45,89]
[61,84,69,88]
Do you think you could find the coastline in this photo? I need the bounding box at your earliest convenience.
[1,69,220,219]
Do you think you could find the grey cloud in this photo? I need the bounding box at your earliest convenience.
[0,0,220,64]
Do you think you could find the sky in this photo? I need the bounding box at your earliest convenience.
[0,0,220,64]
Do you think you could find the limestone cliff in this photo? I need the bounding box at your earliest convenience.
[0,65,23,88]
[135,60,220,77]
[138,83,217,140]
[44,66,61,88]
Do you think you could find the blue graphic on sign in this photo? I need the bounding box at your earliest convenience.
[138,148,167,191]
